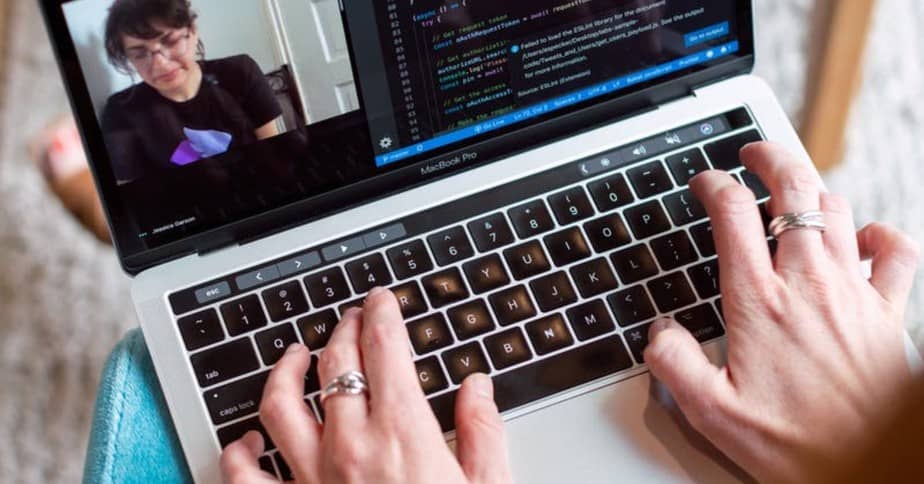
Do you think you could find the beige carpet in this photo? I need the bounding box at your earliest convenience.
[0,1,922,483]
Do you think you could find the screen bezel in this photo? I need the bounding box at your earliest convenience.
[38,0,755,275]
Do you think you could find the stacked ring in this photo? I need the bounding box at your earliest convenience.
[768,211,827,240]
[319,370,369,406]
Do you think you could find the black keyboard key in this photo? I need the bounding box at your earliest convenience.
[178,308,224,351]
[297,309,339,351]
[428,226,475,266]
[387,240,434,280]
[650,231,699,271]
[261,281,310,323]
[704,130,763,171]
[220,296,268,337]
[665,148,710,186]
[715,298,725,321]
[304,355,321,394]
[415,356,449,395]
[689,222,716,257]
[587,173,634,212]
[489,286,537,326]
[258,456,277,478]
[608,285,657,327]
[422,268,469,308]
[504,241,551,280]
[675,304,726,343]
[663,189,707,226]
[547,187,595,225]
[627,161,673,199]
[529,271,578,312]
[447,300,496,340]
[274,453,293,481]
[525,314,574,355]
[543,228,592,266]
[758,202,773,234]
[462,254,511,294]
[391,281,428,319]
[583,213,631,253]
[407,314,454,355]
[442,342,492,385]
[468,213,516,252]
[427,335,632,432]
[190,338,260,388]
[204,363,315,428]
[254,323,299,366]
[304,268,351,308]
[508,200,555,238]
[204,371,268,426]
[624,201,672,240]
[216,416,275,450]
[611,244,660,284]
[741,170,770,199]
[688,259,720,299]
[647,272,697,313]
[624,323,653,363]
[569,258,618,298]
[485,328,533,370]
[566,299,617,341]
[345,253,393,294]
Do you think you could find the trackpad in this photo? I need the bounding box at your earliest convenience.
[504,343,752,483]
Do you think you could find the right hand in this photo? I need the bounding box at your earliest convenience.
[644,142,920,483]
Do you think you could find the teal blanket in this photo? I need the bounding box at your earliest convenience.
[83,328,193,484]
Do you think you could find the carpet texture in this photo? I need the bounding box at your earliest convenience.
[0,1,922,483]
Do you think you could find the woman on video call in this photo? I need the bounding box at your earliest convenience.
[101,0,283,185]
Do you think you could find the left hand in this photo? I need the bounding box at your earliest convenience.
[220,287,514,484]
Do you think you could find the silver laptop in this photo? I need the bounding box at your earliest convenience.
[42,1,818,482]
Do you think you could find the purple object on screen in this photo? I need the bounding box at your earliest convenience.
[170,128,233,166]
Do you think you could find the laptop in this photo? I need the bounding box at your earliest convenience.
[39,1,835,481]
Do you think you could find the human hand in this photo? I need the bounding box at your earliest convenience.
[220,287,513,484]
[644,142,920,483]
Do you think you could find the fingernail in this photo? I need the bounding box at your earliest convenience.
[286,343,304,354]
[368,286,386,298]
[648,318,674,339]
[243,430,264,455]
[469,373,494,399]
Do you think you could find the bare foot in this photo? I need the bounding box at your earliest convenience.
[30,116,112,244]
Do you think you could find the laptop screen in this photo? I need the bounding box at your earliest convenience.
[50,0,752,268]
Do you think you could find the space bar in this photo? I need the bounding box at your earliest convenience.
[428,335,633,433]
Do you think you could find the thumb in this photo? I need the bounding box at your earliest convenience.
[454,373,514,484]
[644,318,723,425]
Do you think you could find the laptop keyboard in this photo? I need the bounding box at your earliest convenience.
[169,107,770,478]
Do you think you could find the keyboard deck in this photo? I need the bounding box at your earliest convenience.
[168,107,770,479]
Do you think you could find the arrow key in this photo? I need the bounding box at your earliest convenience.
[236,266,281,291]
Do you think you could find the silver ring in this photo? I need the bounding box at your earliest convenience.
[769,211,827,239]
[319,371,369,406]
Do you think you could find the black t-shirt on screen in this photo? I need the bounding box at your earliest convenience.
[101,54,282,184]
